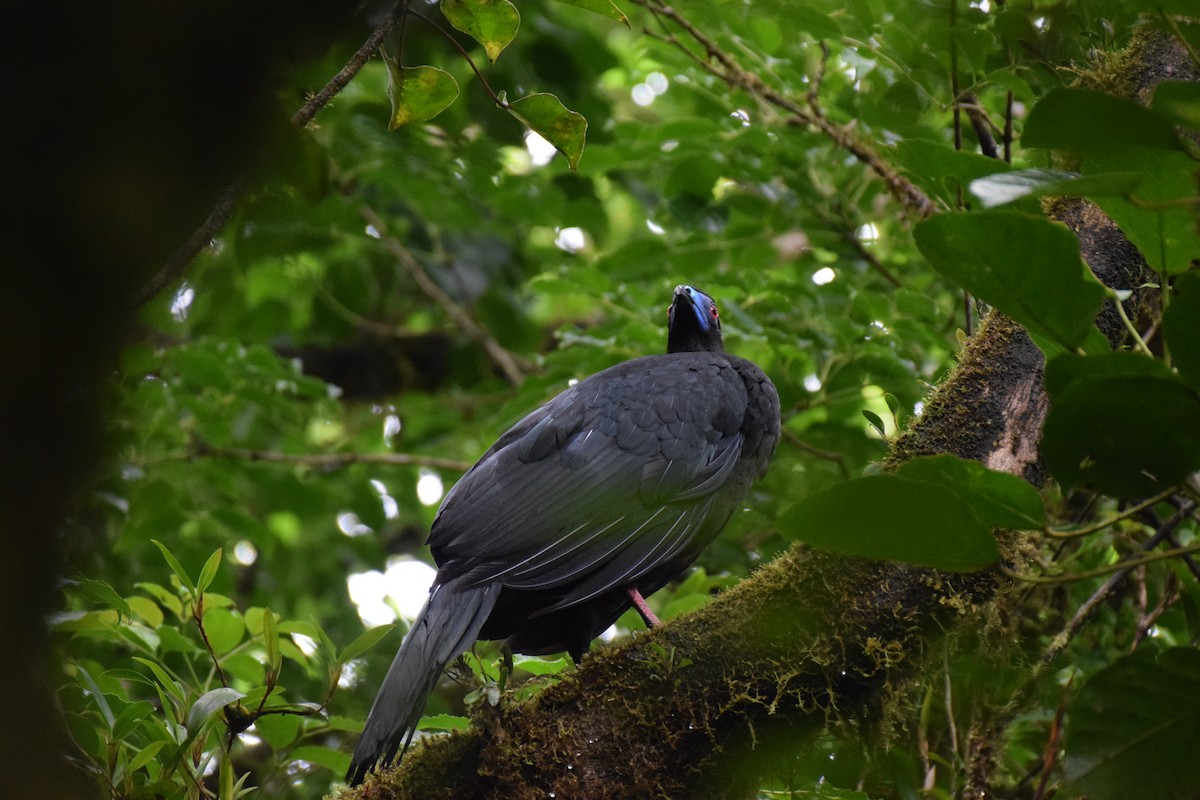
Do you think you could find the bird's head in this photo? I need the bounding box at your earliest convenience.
[667,284,724,353]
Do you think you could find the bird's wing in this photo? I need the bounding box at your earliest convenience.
[429,354,749,607]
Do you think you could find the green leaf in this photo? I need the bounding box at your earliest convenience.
[1083,146,1200,276]
[969,169,1143,209]
[113,700,155,740]
[861,409,886,438]
[1023,88,1183,153]
[196,548,223,595]
[136,582,183,619]
[552,0,629,27]
[895,455,1045,530]
[416,713,471,731]
[186,687,245,731]
[128,740,169,775]
[1065,647,1200,800]
[383,59,460,129]
[776,4,842,39]
[132,657,188,708]
[441,0,520,63]
[338,623,395,664]
[76,665,116,729]
[1152,81,1200,130]
[891,139,1011,208]
[74,578,133,620]
[780,475,1000,571]
[914,211,1108,350]
[1020,88,1200,276]
[127,595,164,627]
[262,607,282,675]
[1164,271,1200,390]
[503,92,587,171]
[1042,353,1200,498]
[151,539,195,597]
[253,712,302,749]
[202,608,246,654]
[512,654,571,675]
[290,745,351,773]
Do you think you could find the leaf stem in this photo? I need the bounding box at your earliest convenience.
[1109,287,1154,356]
[1001,541,1200,584]
[1045,487,1178,538]
[404,8,508,107]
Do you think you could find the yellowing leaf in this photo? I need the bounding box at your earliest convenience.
[504,92,588,171]
[383,57,459,129]
[442,0,520,63]
[552,0,630,27]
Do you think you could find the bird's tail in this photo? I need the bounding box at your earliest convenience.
[346,581,500,786]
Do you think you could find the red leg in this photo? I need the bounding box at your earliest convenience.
[625,586,661,628]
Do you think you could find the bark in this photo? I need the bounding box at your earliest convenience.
[336,27,1195,800]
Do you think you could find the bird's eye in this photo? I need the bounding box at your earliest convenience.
[710,304,719,319]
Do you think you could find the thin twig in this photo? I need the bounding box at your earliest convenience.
[845,230,903,288]
[944,649,961,776]
[1003,90,1014,163]
[405,8,507,107]
[293,3,406,128]
[962,93,999,159]
[634,0,936,219]
[1110,287,1154,356]
[191,441,473,473]
[781,430,850,479]
[133,178,244,309]
[1132,571,1178,649]
[359,204,529,386]
[986,498,1195,759]
[316,283,407,338]
[193,599,230,689]
[1026,501,1196,664]
[1046,487,1177,538]
[1001,541,1200,584]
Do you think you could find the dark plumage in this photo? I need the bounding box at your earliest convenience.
[347,284,780,785]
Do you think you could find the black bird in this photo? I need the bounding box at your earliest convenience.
[347,284,780,785]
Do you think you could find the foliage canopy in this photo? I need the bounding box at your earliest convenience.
[53,0,1199,798]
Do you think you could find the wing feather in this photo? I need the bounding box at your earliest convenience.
[431,353,751,608]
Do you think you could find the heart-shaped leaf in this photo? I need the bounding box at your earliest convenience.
[914,210,1108,351]
[780,474,1000,571]
[552,0,630,27]
[1065,647,1200,800]
[441,0,520,63]
[384,58,460,129]
[503,92,587,171]
[1043,353,1200,498]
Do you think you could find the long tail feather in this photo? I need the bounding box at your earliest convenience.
[346,581,499,785]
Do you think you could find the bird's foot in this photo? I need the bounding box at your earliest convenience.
[625,586,662,628]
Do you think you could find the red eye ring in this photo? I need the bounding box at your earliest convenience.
[710,304,719,318]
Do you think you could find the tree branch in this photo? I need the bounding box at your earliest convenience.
[634,0,937,219]
[188,441,473,473]
[359,205,530,386]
